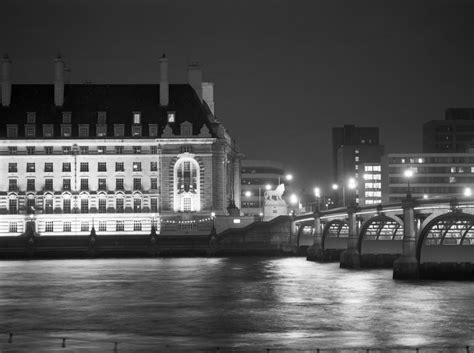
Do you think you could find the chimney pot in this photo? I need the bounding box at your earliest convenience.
[187,63,202,101]
[1,54,12,107]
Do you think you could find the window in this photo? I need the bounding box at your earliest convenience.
[44,146,53,155]
[26,163,35,173]
[98,178,107,190]
[81,198,89,213]
[114,124,124,137]
[96,124,107,137]
[80,179,89,190]
[45,221,54,232]
[81,222,89,232]
[63,163,71,172]
[7,125,18,138]
[9,222,18,233]
[44,179,53,191]
[167,111,175,123]
[183,197,192,211]
[149,124,158,137]
[98,199,107,213]
[116,220,124,231]
[133,162,142,171]
[61,125,72,137]
[79,124,89,137]
[133,146,141,154]
[98,162,107,172]
[116,178,124,190]
[97,146,106,154]
[63,179,71,191]
[63,222,71,232]
[43,125,54,137]
[27,147,35,155]
[63,146,71,154]
[8,163,17,173]
[44,198,53,214]
[8,179,17,191]
[80,162,89,172]
[25,125,36,137]
[62,112,71,124]
[151,146,158,154]
[116,198,124,213]
[26,198,35,212]
[355,156,359,162]
[116,162,124,172]
[98,111,107,123]
[63,199,71,213]
[133,178,141,190]
[132,125,142,136]
[27,179,35,191]
[150,162,158,171]
[355,149,359,154]
[9,199,17,214]
[151,178,158,190]
[174,158,200,212]
[133,198,141,212]
[27,112,36,124]
[373,166,381,171]
[45,163,53,172]
[80,146,89,154]
[8,147,17,155]
[133,112,141,124]
[115,146,123,154]
[151,198,158,213]
[133,220,142,231]
[99,221,107,231]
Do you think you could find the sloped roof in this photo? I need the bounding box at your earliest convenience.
[0,84,216,138]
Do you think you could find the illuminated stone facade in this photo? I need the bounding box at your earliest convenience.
[0,55,241,236]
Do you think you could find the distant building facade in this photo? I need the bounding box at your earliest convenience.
[382,152,474,203]
[359,162,382,205]
[423,108,474,153]
[332,125,384,206]
[240,160,286,217]
[0,55,241,236]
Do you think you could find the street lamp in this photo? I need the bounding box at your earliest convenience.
[244,190,252,198]
[289,193,298,205]
[464,187,472,197]
[404,169,414,197]
[314,187,321,212]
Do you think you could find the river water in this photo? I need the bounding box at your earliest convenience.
[0,257,473,352]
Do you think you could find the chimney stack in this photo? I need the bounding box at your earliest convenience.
[1,55,12,107]
[64,66,72,84]
[54,55,65,106]
[202,82,215,114]
[187,62,202,100]
[159,54,169,106]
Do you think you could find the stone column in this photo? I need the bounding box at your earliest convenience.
[307,213,324,261]
[233,157,241,211]
[393,197,419,279]
[340,205,361,269]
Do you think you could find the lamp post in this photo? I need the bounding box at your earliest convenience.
[313,187,321,212]
[404,169,414,198]
[464,187,472,197]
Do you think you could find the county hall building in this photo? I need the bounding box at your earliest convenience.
[0,55,242,237]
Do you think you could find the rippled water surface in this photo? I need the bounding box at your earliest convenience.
[0,257,473,352]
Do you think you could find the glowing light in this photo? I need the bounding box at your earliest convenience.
[332,184,339,190]
[211,212,216,218]
[347,177,357,190]
[233,219,241,224]
[404,169,414,178]
[259,212,263,217]
[464,187,472,197]
[265,184,272,191]
[244,190,252,197]
[423,194,428,199]
[290,194,298,205]
[285,174,293,181]
[314,187,321,198]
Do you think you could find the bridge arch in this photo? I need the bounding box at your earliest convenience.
[357,214,403,253]
[296,221,314,248]
[417,211,474,263]
[322,219,348,250]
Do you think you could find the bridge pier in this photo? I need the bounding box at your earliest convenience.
[393,197,419,280]
[307,213,326,261]
[340,205,361,269]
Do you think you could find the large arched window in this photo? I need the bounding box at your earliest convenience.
[173,153,201,212]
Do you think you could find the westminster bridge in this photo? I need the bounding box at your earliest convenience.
[292,196,474,279]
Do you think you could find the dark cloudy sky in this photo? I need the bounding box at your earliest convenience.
[1,0,473,191]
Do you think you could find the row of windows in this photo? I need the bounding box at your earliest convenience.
[365,191,382,197]
[42,220,146,232]
[10,161,158,173]
[364,165,381,172]
[389,176,474,184]
[6,145,159,155]
[364,182,382,189]
[8,177,158,191]
[390,156,474,164]
[241,167,285,175]
[8,198,158,214]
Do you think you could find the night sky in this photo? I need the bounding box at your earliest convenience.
[1,0,473,190]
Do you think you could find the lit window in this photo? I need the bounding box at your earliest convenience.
[45,221,54,232]
[132,125,142,136]
[373,166,381,171]
[449,176,456,183]
[401,158,406,163]
[418,158,424,163]
[133,220,142,231]
[354,149,359,154]
[99,220,107,231]
[26,163,35,173]
[26,112,36,124]
[62,112,72,124]
[365,166,373,172]
[167,111,175,123]
[133,146,141,154]
[133,162,142,171]
[355,165,358,170]
[355,156,359,162]
[96,124,107,137]
[116,220,124,231]
[133,112,141,124]
[97,146,106,154]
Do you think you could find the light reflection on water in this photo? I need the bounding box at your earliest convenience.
[0,257,472,351]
